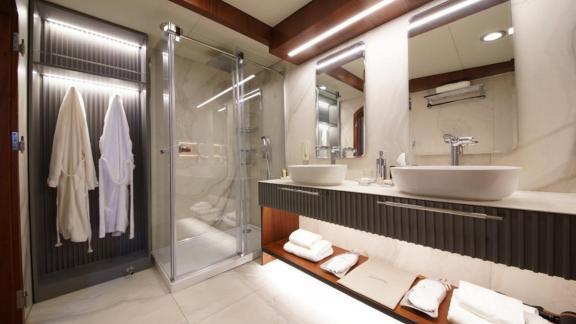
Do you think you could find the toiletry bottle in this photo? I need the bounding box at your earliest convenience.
[376,151,387,184]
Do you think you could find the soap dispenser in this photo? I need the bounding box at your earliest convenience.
[376,150,387,184]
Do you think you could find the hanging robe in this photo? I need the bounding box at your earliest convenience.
[99,94,135,239]
[47,86,98,253]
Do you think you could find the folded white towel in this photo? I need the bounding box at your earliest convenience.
[458,281,524,324]
[448,289,492,324]
[283,240,333,262]
[407,279,448,314]
[321,252,359,278]
[289,229,322,249]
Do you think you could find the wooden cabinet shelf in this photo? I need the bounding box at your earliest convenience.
[263,237,454,324]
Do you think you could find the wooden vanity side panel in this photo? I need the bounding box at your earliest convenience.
[259,182,576,280]
[261,207,299,246]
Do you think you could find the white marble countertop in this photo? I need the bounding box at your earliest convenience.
[260,179,576,215]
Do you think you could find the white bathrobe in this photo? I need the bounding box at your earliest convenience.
[47,86,98,253]
[99,94,135,239]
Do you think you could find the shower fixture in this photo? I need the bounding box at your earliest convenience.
[261,136,271,180]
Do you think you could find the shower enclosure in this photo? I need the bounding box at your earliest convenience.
[151,23,285,286]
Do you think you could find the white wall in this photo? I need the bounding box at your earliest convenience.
[284,0,576,313]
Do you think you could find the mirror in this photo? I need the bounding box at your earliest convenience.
[315,42,366,159]
[408,1,517,157]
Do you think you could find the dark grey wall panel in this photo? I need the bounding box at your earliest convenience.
[29,1,150,302]
[259,182,576,280]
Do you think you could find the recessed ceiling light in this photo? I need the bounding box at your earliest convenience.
[288,0,396,57]
[481,31,506,42]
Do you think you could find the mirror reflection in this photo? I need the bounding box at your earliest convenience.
[408,1,516,161]
[315,42,366,159]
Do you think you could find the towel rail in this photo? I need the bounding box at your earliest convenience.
[377,201,503,221]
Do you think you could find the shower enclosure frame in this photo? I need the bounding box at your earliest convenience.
[157,23,281,289]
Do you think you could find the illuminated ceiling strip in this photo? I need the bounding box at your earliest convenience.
[43,73,141,93]
[46,18,142,48]
[288,0,396,57]
[196,74,256,108]
[408,0,484,30]
[316,44,365,70]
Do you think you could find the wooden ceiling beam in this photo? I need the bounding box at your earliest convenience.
[270,0,434,64]
[169,0,272,46]
[170,0,435,65]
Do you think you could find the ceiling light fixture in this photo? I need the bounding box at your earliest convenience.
[288,0,396,57]
[481,31,506,42]
[196,74,255,108]
[316,44,365,70]
[408,0,483,31]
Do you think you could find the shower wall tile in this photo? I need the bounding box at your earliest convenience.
[286,0,576,313]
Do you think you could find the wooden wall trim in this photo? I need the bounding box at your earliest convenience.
[0,0,24,323]
[169,0,272,46]
[409,60,515,93]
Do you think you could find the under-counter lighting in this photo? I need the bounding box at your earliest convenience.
[43,73,141,93]
[316,44,365,70]
[408,0,484,31]
[288,0,396,57]
[196,74,255,108]
[46,18,141,49]
[481,31,506,42]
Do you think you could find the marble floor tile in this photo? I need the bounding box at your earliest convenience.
[27,269,187,324]
[195,292,292,324]
[172,270,257,323]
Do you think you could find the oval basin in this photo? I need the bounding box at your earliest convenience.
[288,164,347,186]
[391,166,521,201]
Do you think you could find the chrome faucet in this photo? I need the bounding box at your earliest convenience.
[443,134,479,165]
[330,147,341,164]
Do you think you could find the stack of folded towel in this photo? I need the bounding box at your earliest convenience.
[283,229,333,262]
[448,281,551,324]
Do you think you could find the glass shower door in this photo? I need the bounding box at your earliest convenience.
[166,31,247,279]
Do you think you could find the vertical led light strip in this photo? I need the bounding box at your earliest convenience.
[288,0,396,57]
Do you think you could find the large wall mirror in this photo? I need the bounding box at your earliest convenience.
[315,42,366,159]
[408,0,517,157]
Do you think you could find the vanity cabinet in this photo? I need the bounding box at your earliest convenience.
[259,182,576,280]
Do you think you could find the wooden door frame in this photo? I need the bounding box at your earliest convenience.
[0,0,24,323]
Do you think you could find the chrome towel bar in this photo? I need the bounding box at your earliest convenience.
[377,201,503,221]
[279,187,320,196]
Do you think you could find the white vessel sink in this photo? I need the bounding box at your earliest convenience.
[288,164,347,186]
[391,166,521,201]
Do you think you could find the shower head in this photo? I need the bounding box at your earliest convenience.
[261,136,271,160]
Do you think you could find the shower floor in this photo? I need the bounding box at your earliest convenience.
[153,217,261,279]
